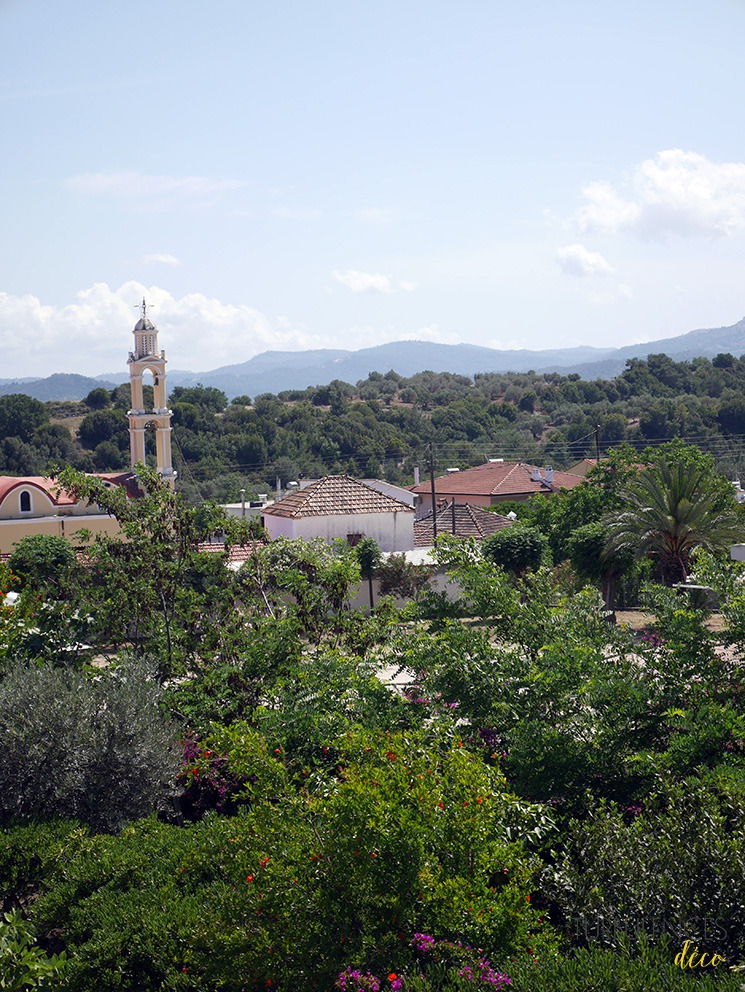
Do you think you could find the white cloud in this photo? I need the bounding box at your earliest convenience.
[577,149,745,239]
[0,283,323,378]
[333,270,414,294]
[141,253,182,266]
[334,270,393,293]
[65,170,245,198]
[556,243,614,277]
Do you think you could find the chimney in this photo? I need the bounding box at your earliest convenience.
[414,466,420,486]
[544,465,554,483]
[531,466,541,482]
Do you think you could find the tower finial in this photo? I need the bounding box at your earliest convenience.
[134,296,153,319]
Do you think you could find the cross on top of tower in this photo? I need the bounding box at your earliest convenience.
[135,296,153,319]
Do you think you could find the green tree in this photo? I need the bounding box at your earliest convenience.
[0,658,179,831]
[355,537,382,610]
[77,409,128,450]
[169,384,227,412]
[0,394,48,442]
[567,521,634,621]
[56,465,257,673]
[603,456,742,584]
[8,534,76,594]
[84,386,111,410]
[482,526,549,577]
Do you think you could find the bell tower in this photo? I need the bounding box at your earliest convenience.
[127,298,175,483]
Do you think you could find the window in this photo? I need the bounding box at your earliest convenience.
[19,491,31,513]
[346,533,363,547]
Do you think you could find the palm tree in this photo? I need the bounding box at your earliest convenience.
[602,457,742,585]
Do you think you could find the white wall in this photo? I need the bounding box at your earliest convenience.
[262,509,415,552]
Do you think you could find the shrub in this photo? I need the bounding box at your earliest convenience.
[545,775,745,961]
[481,527,549,577]
[7,534,76,593]
[377,555,431,600]
[26,732,556,991]
[0,659,180,831]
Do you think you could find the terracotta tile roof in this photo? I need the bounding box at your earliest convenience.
[410,462,583,498]
[196,542,262,564]
[262,476,416,519]
[414,502,514,547]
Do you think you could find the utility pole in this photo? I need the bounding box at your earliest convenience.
[429,441,437,541]
[451,496,456,535]
[595,424,601,463]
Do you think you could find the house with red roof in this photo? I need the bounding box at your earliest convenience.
[414,500,514,547]
[261,475,415,551]
[410,461,584,518]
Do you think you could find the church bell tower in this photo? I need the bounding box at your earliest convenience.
[127,299,175,482]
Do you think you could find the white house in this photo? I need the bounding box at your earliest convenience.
[261,475,415,552]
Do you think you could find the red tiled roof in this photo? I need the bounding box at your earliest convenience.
[414,502,514,547]
[262,476,415,519]
[410,462,583,498]
[196,542,262,564]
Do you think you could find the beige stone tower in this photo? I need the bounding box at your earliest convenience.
[127,299,175,482]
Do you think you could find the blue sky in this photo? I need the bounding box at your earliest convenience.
[3,0,745,378]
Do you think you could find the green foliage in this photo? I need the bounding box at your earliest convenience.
[0,659,179,831]
[57,465,258,672]
[506,943,741,991]
[481,526,549,577]
[567,522,632,585]
[356,537,382,609]
[0,911,68,990]
[0,394,49,442]
[355,538,382,579]
[545,775,745,960]
[377,554,432,600]
[25,732,552,991]
[238,538,362,646]
[0,595,95,668]
[7,534,76,593]
[169,384,228,411]
[83,387,111,410]
[77,408,128,450]
[603,455,741,584]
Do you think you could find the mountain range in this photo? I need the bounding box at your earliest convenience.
[4,316,745,402]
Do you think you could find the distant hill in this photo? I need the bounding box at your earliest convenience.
[9,315,745,401]
[0,373,122,401]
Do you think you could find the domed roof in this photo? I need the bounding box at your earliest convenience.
[134,316,157,332]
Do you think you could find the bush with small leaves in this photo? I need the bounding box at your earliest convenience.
[0,658,180,831]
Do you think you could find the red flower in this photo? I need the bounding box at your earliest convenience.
[246,875,254,882]
[388,974,397,982]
